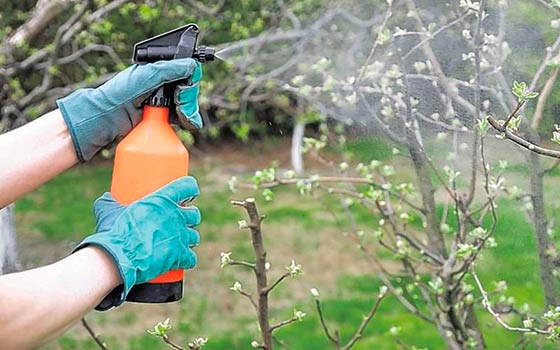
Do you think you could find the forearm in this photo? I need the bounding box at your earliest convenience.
[0,109,78,208]
[0,246,121,349]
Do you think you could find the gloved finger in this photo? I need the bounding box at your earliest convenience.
[189,62,202,84]
[178,247,198,270]
[152,176,200,203]
[176,105,202,129]
[183,227,201,246]
[174,84,202,129]
[93,192,126,232]
[181,206,201,227]
[98,58,199,103]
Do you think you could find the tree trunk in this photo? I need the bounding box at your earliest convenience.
[527,151,559,306]
[291,120,305,174]
[407,134,447,258]
[0,204,18,275]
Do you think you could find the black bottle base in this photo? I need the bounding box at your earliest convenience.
[126,281,183,303]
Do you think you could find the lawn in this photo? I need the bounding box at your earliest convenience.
[13,138,560,350]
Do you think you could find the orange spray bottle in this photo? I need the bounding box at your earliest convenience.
[110,24,214,303]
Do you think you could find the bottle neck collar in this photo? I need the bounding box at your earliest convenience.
[142,105,169,123]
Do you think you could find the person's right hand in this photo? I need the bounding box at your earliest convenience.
[75,176,201,310]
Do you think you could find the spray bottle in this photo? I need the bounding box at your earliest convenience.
[111,24,215,304]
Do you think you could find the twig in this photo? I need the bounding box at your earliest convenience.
[81,318,108,350]
[534,0,560,16]
[543,159,560,175]
[487,115,560,159]
[532,68,559,130]
[262,272,290,295]
[471,269,549,335]
[465,0,486,206]
[247,176,424,213]
[315,299,339,346]
[529,32,560,92]
[162,335,185,350]
[228,260,257,271]
[402,10,472,61]
[240,290,259,311]
[270,316,301,333]
[340,294,386,350]
[355,0,393,86]
[502,101,526,130]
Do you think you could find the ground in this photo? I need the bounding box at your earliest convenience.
[12,136,560,350]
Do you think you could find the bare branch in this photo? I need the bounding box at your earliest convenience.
[472,269,549,335]
[81,318,108,350]
[162,335,185,350]
[487,115,560,159]
[239,290,259,312]
[534,0,560,15]
[228,260,257,271]
[270,316,301,333]
[6,0,79,48]
[314,299,339,346]
[341,293,386,350]
[355,1,393,86]
[532,68,559,130]
[262,272,290,295]
[401,10,473,61]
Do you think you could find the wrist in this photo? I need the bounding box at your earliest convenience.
[80,246,122,290]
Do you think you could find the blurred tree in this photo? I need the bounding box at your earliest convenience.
[0,205,18,275]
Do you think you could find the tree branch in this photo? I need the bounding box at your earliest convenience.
[262,272,290,295]
[341,293,386,350]
[162,335,184,350]
[314,299,339,346]
[6,0,79,49]
[487,115,560,159]
[231,198,273,350]
[81,317,108,350]
[471,269,549,335]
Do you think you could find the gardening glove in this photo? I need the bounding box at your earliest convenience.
[74,176,201,311]
[172,60,203,129]
[56,59,203,162]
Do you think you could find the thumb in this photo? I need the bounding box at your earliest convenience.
[93,192,125,232]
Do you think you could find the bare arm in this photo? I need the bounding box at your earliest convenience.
[0,246,121,349]
[0,109,78,208]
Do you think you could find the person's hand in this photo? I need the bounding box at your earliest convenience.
[56,59,203,162]
[75,176,201,310]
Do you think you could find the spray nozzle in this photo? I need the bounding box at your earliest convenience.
[133,24,215,64]
[133,24,214,109]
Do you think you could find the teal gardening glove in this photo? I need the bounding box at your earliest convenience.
[57,58,203,162]
[75,176,201,311]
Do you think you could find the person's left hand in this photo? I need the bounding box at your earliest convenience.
[56,59,203,162]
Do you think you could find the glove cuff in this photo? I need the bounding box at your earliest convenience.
[57,97,87,162]
[56,90,136,162]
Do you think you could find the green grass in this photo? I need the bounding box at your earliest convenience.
[19,153,559,350]
[17,165,112,240]
[343,135,395,163]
